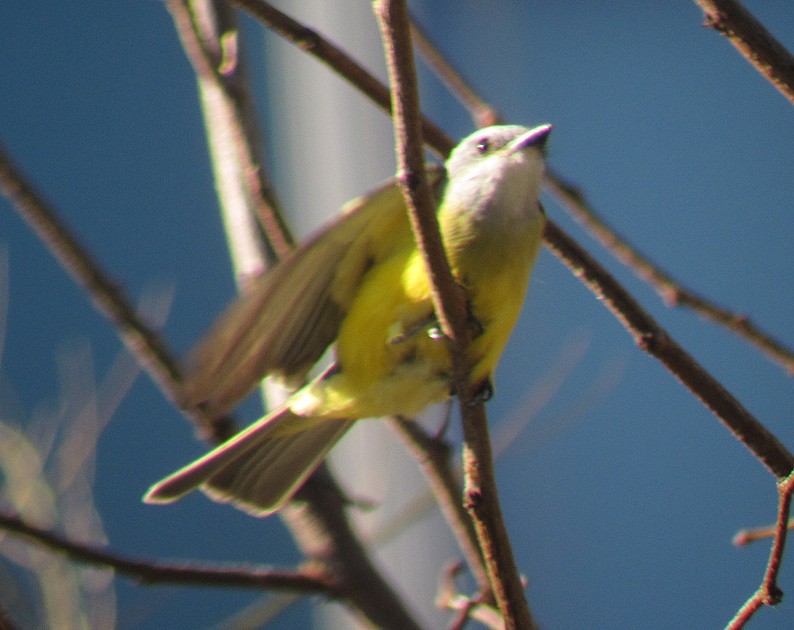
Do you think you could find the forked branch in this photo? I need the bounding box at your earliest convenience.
[727,472,794,628]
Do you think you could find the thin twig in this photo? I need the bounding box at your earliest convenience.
[693,0,794,106]
[0,510,341,595]
[374,4,466,346]
[726,471,794,629]
[409,17,498,128]
[544,174,794,375]
[389,417,490,592]
[373,2,535,628]
[436,562,504,630]
[282,466,424,630]
[166,0,294,263]
[0,143,233,444]
[733,519,794,547]
[228,0,454,159]
[543,221,794,479]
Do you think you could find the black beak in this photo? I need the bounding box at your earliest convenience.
[509,123,553,153]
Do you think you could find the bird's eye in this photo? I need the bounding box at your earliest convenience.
[476,138,490,154]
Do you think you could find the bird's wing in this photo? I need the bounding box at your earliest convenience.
[181,167,446,416]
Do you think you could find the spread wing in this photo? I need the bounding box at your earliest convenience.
[181,167,445,417]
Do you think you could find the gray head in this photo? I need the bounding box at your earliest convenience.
[443,124,552,224]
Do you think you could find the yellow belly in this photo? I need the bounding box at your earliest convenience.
[290,208,543,421]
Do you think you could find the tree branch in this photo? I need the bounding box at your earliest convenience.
[373,1,535,628]
[733,520,794,547]
[409,16,498,129]
[544,173,794,375]
[0,510,341,595]
[282,466,424,630]
[389,417,490,591]
[228,0,453,159]
[543,220,794,479]
[0,142,234,444]
[166,0,294,262]
[693,0,794,106]
[727,471,794,628]
[437,562,504,630]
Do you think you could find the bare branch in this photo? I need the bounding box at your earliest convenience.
[166,0,294,261]
[437,563,504,630]
[228,0,455,158]
[693,0,794,106]
[0,510,341,595]
[0,143,233,443]
[389,417,490,591]
[543,220,794,479]
[281,466,424,630]
[373,1,535,628]
[373,3,466,348]
[544,173,794,375]
[409,17,498,128]
[727,471,794,628]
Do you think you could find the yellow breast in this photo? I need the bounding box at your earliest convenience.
[296,205,544,421]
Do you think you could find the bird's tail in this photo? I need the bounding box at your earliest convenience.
[144,406,354,516]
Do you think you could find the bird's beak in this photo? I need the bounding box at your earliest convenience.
[509,123,553,154]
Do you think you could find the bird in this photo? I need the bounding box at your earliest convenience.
[144,123,552,516]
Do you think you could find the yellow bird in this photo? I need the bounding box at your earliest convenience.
[145,124,552,516]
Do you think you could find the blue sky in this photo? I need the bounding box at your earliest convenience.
[2,2,793,628]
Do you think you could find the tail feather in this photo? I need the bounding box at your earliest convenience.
[204,418,353,516]
[144,406,353,516]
